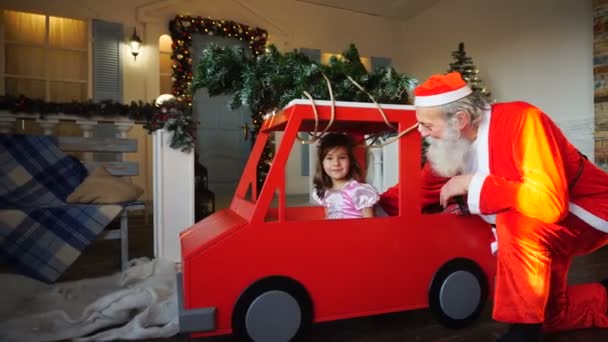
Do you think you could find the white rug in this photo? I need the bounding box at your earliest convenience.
[0,258,179,342]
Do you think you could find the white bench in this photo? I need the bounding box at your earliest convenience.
[58,136,144,270]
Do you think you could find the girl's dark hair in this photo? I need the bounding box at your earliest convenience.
[313,133,363,198]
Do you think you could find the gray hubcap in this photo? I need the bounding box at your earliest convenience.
[245,290,301,342]
[439,270,481,320]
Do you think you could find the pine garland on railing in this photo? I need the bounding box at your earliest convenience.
[143,98,196,151]
[0,95,156,120]
[0,95,196,152]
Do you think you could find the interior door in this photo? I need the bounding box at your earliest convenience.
[192,35,252,210]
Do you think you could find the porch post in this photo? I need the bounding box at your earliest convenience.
[369,146,383,192]
[152,128,195,263]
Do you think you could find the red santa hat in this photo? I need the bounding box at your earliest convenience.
[414,72,472,107]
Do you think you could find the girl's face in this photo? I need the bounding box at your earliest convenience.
[322,146,350,183]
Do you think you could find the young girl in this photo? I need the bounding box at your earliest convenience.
[313,133,380,219]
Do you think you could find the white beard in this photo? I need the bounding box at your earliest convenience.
[426,124,472,177]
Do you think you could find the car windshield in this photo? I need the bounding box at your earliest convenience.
[232,101,419,221]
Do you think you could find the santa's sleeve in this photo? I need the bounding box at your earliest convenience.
[467,108,568,223]
[379,184,399,216]
[421,162,450,207]
[379,163,449,215]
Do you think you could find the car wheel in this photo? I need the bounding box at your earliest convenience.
[428,258,488,329]
[232,277,313,342]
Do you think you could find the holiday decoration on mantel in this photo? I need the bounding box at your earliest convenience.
[447,42,492,102]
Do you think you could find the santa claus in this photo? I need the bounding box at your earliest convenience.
[379,72,608,341]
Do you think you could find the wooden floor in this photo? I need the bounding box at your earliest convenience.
[3,211,608,342]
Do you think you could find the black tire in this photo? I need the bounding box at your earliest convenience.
[232,277,313,342]
[428,258,488,329]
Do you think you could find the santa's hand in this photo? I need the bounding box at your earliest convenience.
[440,174,473,208]
[442,203,468,215]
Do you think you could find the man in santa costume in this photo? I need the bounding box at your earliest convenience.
[379,72,608,341]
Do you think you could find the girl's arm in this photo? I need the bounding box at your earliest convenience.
[361,207,374,218]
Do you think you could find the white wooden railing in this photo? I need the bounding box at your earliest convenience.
[1,111,195,264]
[0,111,136,151]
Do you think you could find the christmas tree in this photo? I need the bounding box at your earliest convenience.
[448,42,492,102]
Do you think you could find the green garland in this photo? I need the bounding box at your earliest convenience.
[169,14,271,181]
[0,95,196,151]
[192,43,418,185]
[169,14,268,104]
[0,95,156,120]
[162,14,269,153]
[192,43,418,116]
[143,99,196,151]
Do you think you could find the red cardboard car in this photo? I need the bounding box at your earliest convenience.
[177,100,496,341]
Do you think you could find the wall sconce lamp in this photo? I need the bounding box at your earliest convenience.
[129,27,142,60]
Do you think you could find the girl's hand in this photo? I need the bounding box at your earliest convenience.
[440,174,473,208]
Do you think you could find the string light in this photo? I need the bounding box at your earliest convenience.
[169,14,267,105]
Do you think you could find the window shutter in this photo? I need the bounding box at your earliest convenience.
[371,56,392,71]
[298,48,321,177]
[93,19,123,102]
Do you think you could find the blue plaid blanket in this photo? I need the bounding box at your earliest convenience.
[0,134,121,283]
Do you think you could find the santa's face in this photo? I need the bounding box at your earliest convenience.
[416,108,472,177]
[416,107,446,140]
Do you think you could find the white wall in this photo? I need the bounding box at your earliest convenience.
[395,0,594,158]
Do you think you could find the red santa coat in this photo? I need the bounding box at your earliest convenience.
[379,101,608,331]
[470,101,608,330]
[468,101,608,231]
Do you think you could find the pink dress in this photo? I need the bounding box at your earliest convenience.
[313,179,380,219]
